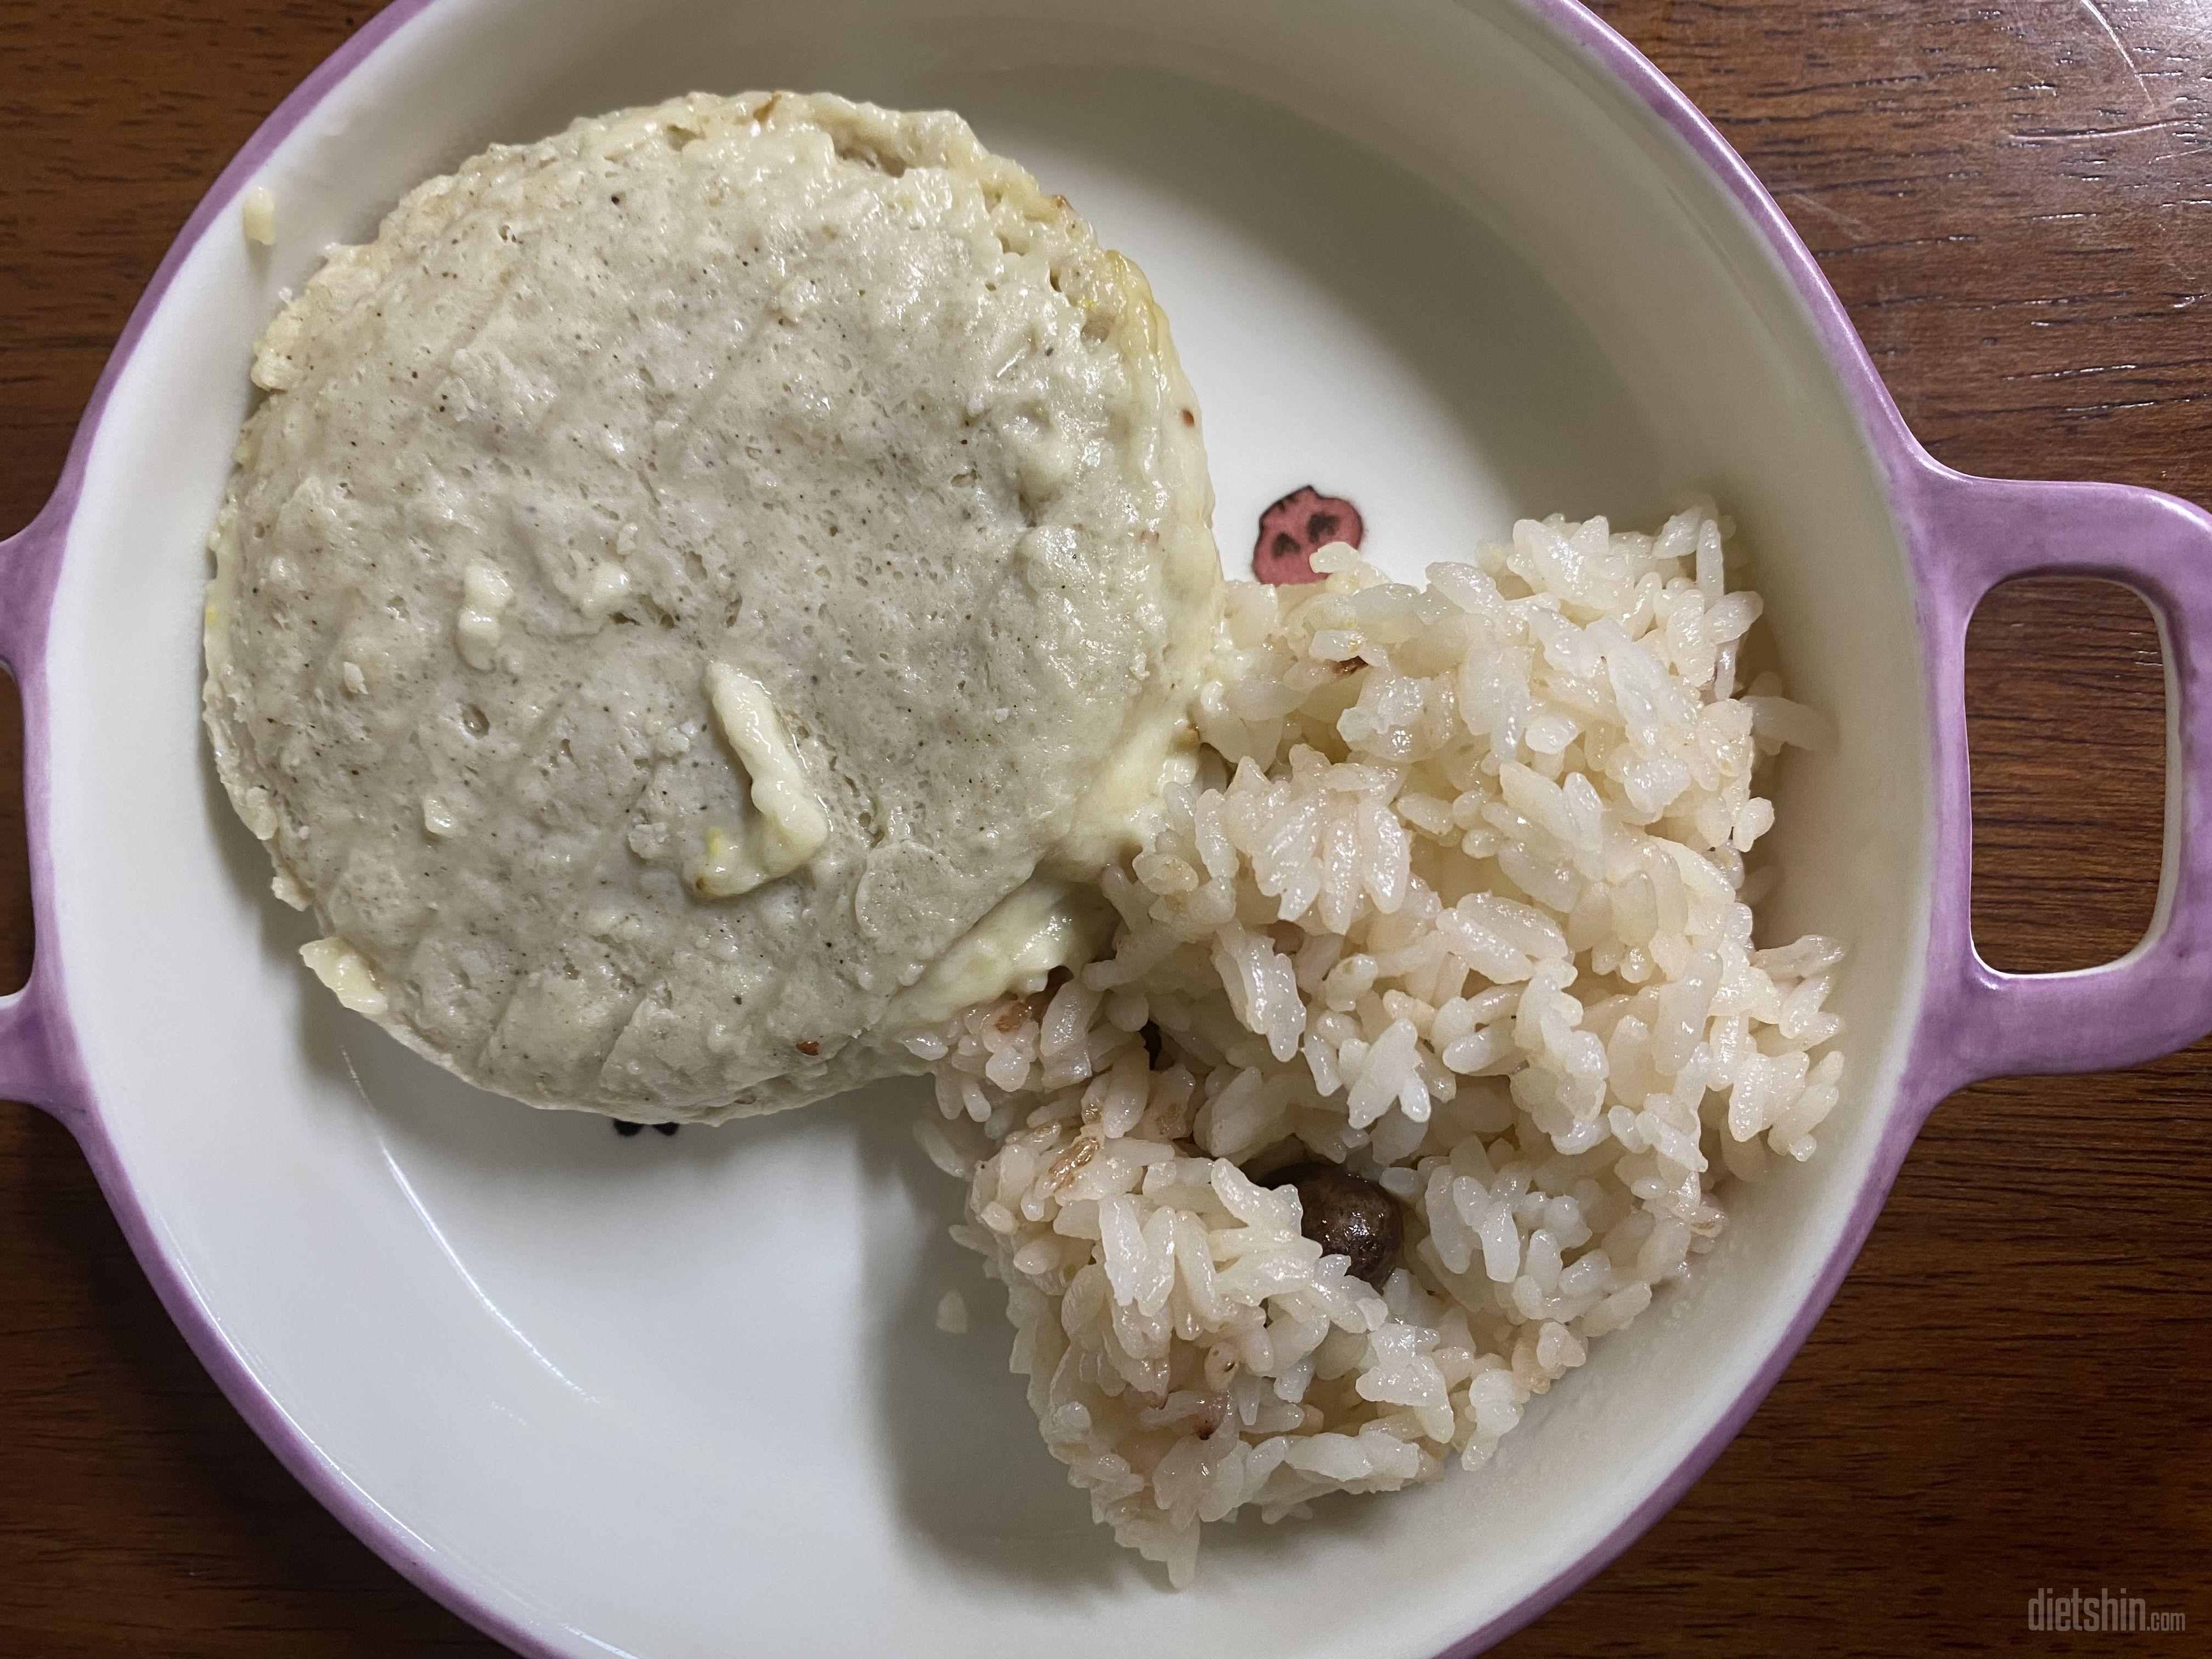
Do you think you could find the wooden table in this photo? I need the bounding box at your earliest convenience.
[2,2,2206,1652]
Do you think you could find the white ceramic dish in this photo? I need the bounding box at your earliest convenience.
[9,1,2212,1655]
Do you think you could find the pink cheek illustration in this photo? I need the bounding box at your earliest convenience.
[1252,486,1364,584]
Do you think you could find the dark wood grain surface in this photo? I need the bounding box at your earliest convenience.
[2,2,2207,1653]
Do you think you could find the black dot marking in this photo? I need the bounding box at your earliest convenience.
[613,1120,643,1137]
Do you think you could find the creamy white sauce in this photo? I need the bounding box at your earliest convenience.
[204,92,1222,1117]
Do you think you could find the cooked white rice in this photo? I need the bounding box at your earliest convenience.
[912,508,1846,1585]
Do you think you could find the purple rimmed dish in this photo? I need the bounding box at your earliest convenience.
[5,1,2211,1655]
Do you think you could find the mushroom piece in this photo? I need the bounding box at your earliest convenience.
[1272,1161,1404,1286]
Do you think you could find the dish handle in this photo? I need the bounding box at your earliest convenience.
[1911,461,2212,1092]
[0,506,82,1121]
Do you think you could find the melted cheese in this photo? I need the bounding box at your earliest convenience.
[1049,715,1201,876]
[885,877,1116,1029]
[455,559,513,670]
[300,937,388,1019]
[690,662,830,898]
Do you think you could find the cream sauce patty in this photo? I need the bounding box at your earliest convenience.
[204,91,1222,1118]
